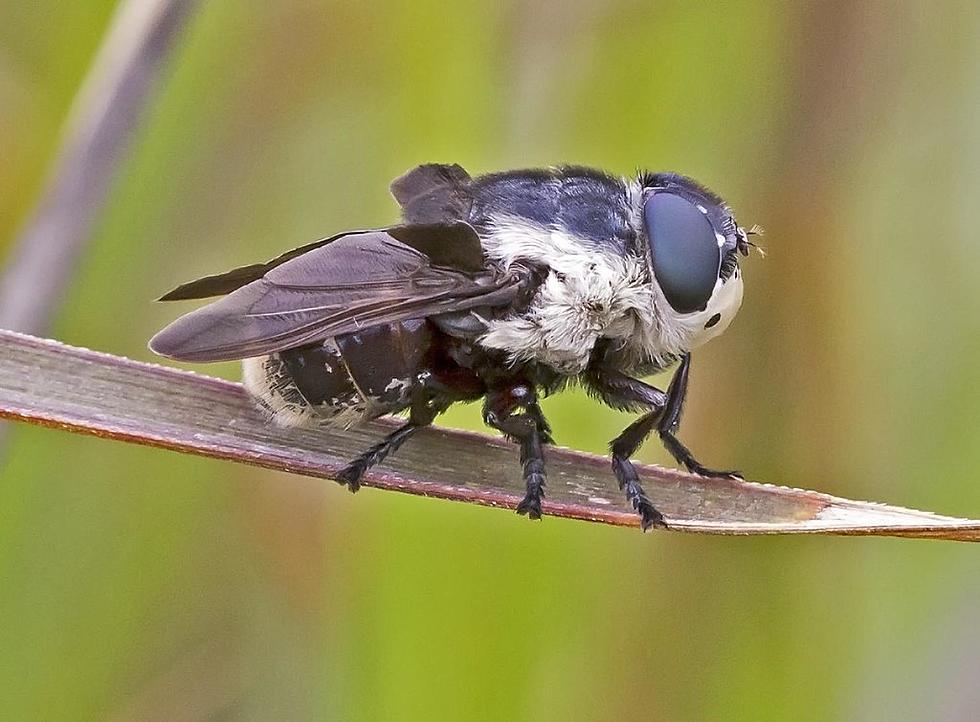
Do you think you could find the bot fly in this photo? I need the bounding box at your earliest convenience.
[150,164,756,530]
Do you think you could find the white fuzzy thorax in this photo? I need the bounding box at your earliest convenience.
[478,215,743,374]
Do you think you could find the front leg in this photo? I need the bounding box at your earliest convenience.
[584,364,668,530]
[655,354,740,478]
[483,382,549,520]
[585,354,739,530]
[587,353,739,477]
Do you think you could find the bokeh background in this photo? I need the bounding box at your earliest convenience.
[3,1,980,720]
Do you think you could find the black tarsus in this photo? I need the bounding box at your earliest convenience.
[585,362,669,530]
[482,382,551,519]
[609,413,665,531]
[335,421,422,493]
[585,352,739,531]
[655,354,740,478]
[335,389,446,493]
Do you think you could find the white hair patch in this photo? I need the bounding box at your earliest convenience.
[478,213,743,374]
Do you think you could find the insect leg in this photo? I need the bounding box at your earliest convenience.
[335,423,419,493]
[584,366,668,530]
[526,396,554,445]
[335,390,445,493]
[482,383,549,520]
[656,354,740,478]
[609,414,665,531]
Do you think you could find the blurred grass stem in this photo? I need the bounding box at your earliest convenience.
[0,0,197,334]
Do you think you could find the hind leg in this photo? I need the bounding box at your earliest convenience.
[335,391,445,493]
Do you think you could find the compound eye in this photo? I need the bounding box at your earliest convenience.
[644,192,721,313]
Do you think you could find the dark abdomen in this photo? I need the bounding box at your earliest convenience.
[243,319,435,427]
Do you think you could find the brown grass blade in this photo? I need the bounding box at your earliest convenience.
[0,329,977,540]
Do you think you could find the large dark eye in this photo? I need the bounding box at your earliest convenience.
[644,192,721,313]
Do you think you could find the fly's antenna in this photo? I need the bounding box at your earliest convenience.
[737,224,766,258]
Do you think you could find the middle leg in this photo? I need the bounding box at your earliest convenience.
[483,382,550,520]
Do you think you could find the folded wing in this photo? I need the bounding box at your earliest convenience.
[150,225,519,362]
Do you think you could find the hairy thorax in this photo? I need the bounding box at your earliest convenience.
[477,214,743,375]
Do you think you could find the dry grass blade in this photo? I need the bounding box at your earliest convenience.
[0,329,977,540]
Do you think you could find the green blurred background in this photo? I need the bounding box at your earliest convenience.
[2,1,980,720]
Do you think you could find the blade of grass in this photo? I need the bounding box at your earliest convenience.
[1,329,977,540]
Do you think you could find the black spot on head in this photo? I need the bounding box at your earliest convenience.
[704,313,722,329]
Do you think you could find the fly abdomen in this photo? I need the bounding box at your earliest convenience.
[242,320,435,428]
[333,319,433,404]
[280,339,360,413]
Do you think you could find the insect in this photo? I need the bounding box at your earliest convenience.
[150,164,756,530]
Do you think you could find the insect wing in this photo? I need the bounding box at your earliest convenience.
[149,228,516,362]
[156,231,356,301]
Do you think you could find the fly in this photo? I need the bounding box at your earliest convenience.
[150,164,757,530]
